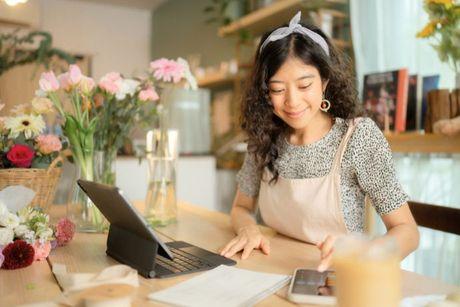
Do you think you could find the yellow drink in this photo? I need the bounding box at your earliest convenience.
[333,235,401,307]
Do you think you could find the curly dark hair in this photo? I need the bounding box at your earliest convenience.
[241,22,362,184]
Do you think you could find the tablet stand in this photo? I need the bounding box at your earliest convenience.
[106,224,157,278]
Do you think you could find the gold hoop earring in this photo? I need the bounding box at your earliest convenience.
[320,99,331,112]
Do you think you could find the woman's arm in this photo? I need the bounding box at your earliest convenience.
[220,188,270,259]
[380,203,419,259]
[317,203,419,271]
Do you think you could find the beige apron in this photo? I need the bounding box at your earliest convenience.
[258,118,361,245]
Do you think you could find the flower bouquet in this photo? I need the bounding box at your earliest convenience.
[0,188,75,270]
[0,99,64,212]
[90,72,159,185]
[417,0,460,73]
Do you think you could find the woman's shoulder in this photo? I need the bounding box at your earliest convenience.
[349,117,383,140]
[345,116,390,157]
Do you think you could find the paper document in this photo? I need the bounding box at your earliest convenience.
[148,265,291,307]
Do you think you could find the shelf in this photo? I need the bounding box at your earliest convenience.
[218,0,347,38]
[197,73,245,88]
[385,132,460,154]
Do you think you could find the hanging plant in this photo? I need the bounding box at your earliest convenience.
[0,30,75,77]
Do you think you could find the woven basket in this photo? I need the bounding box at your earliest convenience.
[0,156,63,212]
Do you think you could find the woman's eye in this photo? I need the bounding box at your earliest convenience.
[299,83,312,90]
[269,88,284,94]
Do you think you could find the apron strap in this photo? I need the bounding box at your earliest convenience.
[331,117,363,172]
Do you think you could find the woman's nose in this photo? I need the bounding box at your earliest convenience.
[284,88,301,108]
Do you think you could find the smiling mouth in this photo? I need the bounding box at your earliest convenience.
[284,107,308,119]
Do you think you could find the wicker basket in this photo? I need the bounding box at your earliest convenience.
[0,156,63,212]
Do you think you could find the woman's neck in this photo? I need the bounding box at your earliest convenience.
[288,113,334,146]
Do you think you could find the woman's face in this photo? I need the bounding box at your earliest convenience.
[268,56,328,131]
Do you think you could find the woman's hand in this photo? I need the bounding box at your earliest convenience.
[316,235,337,272]
[220,225,270,260]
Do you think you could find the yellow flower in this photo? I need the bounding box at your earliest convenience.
[4,114,46,139]
[426,0,454,8]
[417,21,436,38]
[31,97,54,115]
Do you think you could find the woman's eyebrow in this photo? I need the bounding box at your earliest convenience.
[268,74,315,83]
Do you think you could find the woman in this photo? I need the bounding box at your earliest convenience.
[220,12,419,271]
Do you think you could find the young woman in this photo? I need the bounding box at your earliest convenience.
[220,12,419,271]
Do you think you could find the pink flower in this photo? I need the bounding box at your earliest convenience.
[55,218,75,246]
[150,58,185,83]
[138,86,159,102]
[32,241,51,261]
[79,76,95,95]
[39,71,60,92]
[68,64,82,85]
[99,72,122,94]
[58,73,72,92]
[36,134,62,155]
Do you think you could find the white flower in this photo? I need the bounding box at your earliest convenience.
[177,57,198,90]
[0,212,19,228]
[14,224,35,243]
[4,114,46,139]
[36,226,53,242]
[115,79,140,100]
[0,227,14,245]
[0,201,8,217]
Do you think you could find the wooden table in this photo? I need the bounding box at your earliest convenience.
[1,201,458,306]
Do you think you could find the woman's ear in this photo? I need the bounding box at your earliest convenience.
[322,79,329,93]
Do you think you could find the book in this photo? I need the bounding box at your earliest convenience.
[406,74,418,131]
[421,75,440,129]
[362,68,409,132]
[148,265,291,307]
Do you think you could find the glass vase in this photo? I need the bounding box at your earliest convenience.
[144,104,179,227]
[67,153,108,233]
[94,149,117,186]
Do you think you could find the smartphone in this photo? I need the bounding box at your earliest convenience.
[287,268,336,305]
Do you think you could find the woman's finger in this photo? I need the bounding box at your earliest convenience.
[241,241,258,260]
[224,238,247,258]
[320,235,335,259]
[260,238,270,255]
[220,237,239,256]
[317,253,333,272]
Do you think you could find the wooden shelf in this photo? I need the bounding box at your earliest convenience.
[197,73,245,88]
[218,0,347,37]
[385,132,460,154]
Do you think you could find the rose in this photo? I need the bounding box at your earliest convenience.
[36,134,62,155]
[39,71,59,92]
[32,241,51,261]
[6,144,35,168]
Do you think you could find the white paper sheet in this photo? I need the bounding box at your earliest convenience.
[148,265,291,307]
